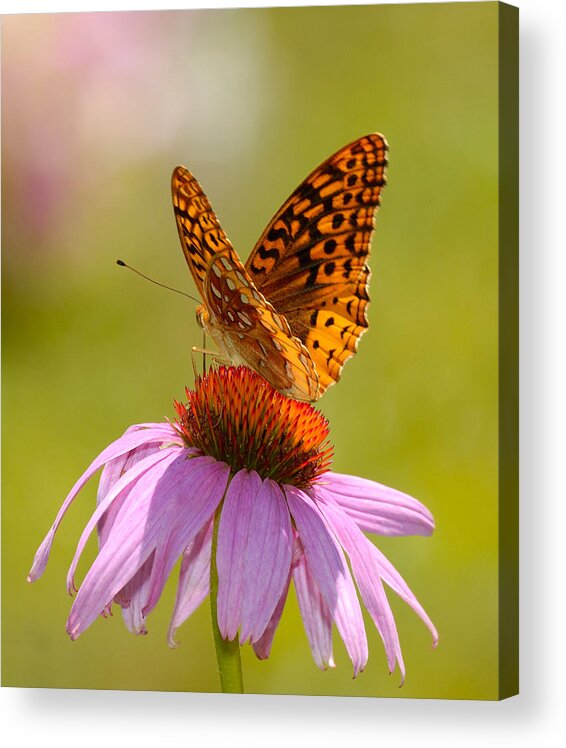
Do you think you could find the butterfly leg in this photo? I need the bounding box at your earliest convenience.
[191,346,230,378]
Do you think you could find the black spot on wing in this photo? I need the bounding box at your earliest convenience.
[298,247,319,288]
[258,244,280,262]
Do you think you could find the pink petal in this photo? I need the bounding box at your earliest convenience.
[97,436,164,508]
[97,441,164,548]
[251,572,291,661]
[66,447,179,593]
[318,488,438,654]
[285,485,368,677]
[292,535,335,670]
[318,486,438,647]
[318,472,434,537]
[142,457,229,616]
[317,497,405,681]
[66,454,224,639]
[117,553,155,635]
[97,434,198,549]
[368,542,438,647]
[65,451,181,638]
[168,520,213,647]
[239,479,293,644]
[216,470,262,640]
[28,425,179,582]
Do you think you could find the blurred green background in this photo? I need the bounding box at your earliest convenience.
[2,3,499,699]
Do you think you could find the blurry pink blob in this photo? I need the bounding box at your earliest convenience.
[2,12,191,245]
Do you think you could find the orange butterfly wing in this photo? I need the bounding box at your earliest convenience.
[202,253,320,401]
[172,133,387,401]
[172,166,319,401]
[245,133,388,394]
[172,166,240,297]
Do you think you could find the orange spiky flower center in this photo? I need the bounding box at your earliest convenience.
[173,366,333,489]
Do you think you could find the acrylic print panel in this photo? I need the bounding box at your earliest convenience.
[1,2,518,699]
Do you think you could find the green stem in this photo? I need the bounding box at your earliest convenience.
[210,503,244,693]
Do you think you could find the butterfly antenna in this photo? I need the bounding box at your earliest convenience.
[116,259,200,304]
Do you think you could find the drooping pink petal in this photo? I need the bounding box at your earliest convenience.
[318,472,434,537]
[317,487,438,649]
[216,470,262,640]
[251,572,291,661]
[285,485,368,677]
[366,541,438,647]
[97,439,161,506]
[97,433,168,507]
[239,479,293,644]
[28,425,180,582]
[117,553,155,635]
[66,455,224,639]
[97,434,199,550]
[65,451,181,637]
[142,457,229,616]
[97,441,165,548]
[292,535,335,670]
[317,496,405,681]
[168,520,213,648]
[66,447,179,593]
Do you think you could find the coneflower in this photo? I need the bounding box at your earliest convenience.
[29,366,437,691]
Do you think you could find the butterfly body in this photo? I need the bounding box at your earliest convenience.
[172,133,388,402]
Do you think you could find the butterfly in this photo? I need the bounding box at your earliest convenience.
[171,133,388,402]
